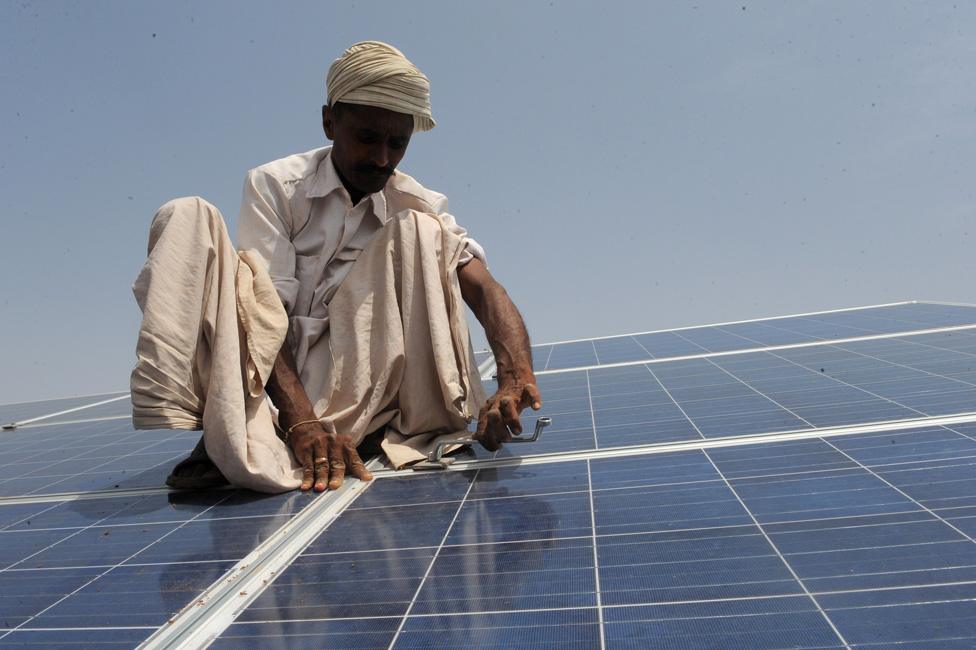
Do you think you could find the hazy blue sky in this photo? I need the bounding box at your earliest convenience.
[1,1,974,403]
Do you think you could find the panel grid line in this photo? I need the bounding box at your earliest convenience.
[0,490,236,641]
[585,369,599,449]
[529,300,918,347]
[716,323,976,390]
[701,449,852,649]
[386,469,481,650]
[820,437,976,545]
[534,323,976,376]
[643,364,707,441]
[585,459,606,649]
[891,333,976,360]
[543,341,555,371]
[2,393,130,429]
[10,302,976,647]
[761,349,931,418]
[831,341,976,388]
[18,577,976,635]
[0,490,157,573]
[701,356,817,428]
[0,425,161,476]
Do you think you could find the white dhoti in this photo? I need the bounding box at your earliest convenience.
[130,197,486,493]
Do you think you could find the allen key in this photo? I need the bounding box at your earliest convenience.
[413,416,552,470]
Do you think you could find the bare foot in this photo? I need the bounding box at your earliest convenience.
[166,436,229,490]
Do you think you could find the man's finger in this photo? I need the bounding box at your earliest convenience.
[312,439,329,493]
[345,445,374,482]
[475,401,492,436]
[299,444,315,492]
[524,383,543,410]
[480,407,504,451]
[327,436,346,490]
[500,396,521,435]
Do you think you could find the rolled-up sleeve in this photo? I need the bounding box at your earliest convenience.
[238,169,300,314]
[429,194,487,267]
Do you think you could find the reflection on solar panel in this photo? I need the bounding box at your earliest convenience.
[212,424,976,648]
[2,300,976,648]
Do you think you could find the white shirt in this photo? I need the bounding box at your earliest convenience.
[237,146,485,359]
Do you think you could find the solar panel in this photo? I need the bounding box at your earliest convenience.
[27,398,134,426]
[3,301,976,648]
[210,421,976,647]
[471,331,976,461]
[529,302,976,371]
[0,488,316,645]
[0,392,129,429]
[0,420,199,497]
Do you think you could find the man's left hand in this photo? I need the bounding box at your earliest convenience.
[475,379,543,451]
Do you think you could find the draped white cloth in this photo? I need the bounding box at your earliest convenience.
[130,197,486,493]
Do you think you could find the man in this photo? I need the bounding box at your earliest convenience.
[130,41,541,493]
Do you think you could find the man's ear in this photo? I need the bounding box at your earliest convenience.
[322,104,336,140]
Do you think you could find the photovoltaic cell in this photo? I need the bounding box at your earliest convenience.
[0,488,317,644]
[0,420,199,497]
[480,335,976,461]
[214,422,976,647]
[3,301,975,647]
[530,302,976,371]
[0,392,129,427]
[29,397,133,425]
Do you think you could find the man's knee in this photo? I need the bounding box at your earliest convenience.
[148,196,225,253]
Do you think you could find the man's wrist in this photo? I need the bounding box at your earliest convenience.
[495,365,536,387]
[278,409,319,432]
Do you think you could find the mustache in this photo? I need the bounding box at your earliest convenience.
[355,164,394,176]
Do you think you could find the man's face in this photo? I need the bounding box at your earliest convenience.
[323,102,414,198]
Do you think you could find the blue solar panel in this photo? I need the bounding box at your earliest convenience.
[0,392,129,428]
[480,335,976,462]
[27,398,133,426]
[530,302,976,371]
[0,489,316,643]
[211,422,976,647]
[0,420,198,497]
[4,302,976,647]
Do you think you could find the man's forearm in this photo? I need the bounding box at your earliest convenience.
[479,284,534,385]
[458,259,534,386]
[459,258,541,446]
[265,342,317,428]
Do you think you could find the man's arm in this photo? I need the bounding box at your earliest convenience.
[266,343,372,491]
[458,258,543,450]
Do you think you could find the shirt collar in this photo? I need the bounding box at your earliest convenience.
[307,147,390,224]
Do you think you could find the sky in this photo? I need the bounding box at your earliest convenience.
[1,0,974,404]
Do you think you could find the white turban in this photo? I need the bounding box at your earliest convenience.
[326,41,435,132]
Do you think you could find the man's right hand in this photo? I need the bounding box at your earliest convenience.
[266,346,373,492]
[286,420,373,492]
